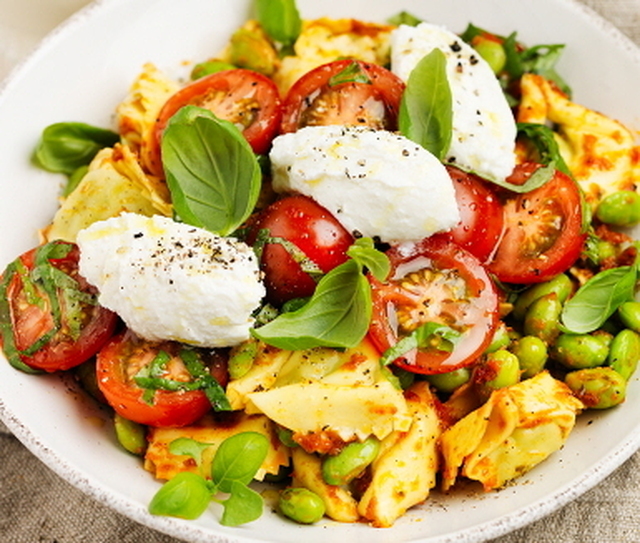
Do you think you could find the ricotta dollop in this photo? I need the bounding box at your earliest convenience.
[270,125,460,243]
[391,22,517,182]
[76,213,265,347]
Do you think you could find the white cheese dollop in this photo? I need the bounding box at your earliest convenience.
[270,125,460,243]
[76,213,265,347]
[391,22,517,181]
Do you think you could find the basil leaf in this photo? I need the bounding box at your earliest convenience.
[347,237,390,282]
[380,322,462,366]
[169,437,212,468]
[211,432,269,494]
[254,0,301,47]
[148,472,212,520]
[487,161,555,193]
[161,106,261,237]
[34,122,119,175]
[398,48,453,160]
[252,259,371,350]
[561,266,638,333]
[516,123,571,177]
[220,481,264,527]
[329,61,371,86]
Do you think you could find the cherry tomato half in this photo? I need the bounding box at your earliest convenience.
[0,241,117,373]
[487,163,586,284]
[148,68,282,175]
[369,235,499,375]
[442,166,504,263]
[96,331,229,427]
[247,195,354,305]
[280,60,405,133]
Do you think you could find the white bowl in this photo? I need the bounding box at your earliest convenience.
[1,1,640,542]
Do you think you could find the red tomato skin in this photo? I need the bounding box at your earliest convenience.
[442,166,504,263]
[487,163,586,284]
[248,195,354,305]
[280,60,405,133]
[3,243,117,373]
[369,235,499,375]
[148,68,282,175]
[96,333,227,428]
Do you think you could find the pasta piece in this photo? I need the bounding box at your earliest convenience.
[357,382,441,528]
[144,412,289,481]
[42,144,171,242]
[518,73,639,206]
[440,371,583,491]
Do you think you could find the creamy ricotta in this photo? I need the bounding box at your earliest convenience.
[76,213,265,347]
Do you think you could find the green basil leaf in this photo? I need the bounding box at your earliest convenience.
[254,0,301,47]
[516,123,571,176]
[347,237,390,282]
[561,266,638,333]
[34,122,119,175]
[398,48,453,160]
[251,259,371,350]
[161,106,261,236]
[211,432,269,494]
[148,472,212,520]
[380,322,462,366]
[329,61,371,86]
[220,481,264,527]
[486,162,555,193]
[169,437,212,468]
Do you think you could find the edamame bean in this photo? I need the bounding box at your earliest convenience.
[228,28,278,76]
[190,60,236,80]
[426,367,471,393]
[279,487,326,524]
[322,437,380,486]
[618,301,640,334]
[474,349,520,399]
[114,413,147,456]
[522,292,562,344]
[228,338,259,379]
[551,333,609,370]
[595,190,640,227]
[484,322,511,354]
[608,328,640,381]
[472,36,507,74]
[510,335,548,378]
[564,367,627,409]
[512,274,573,321]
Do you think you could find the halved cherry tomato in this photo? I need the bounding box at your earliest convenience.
[96,331,229,427]
[442,166,504,263]
[487,162,586,283]
[247,195,354,305]
[280,60,405,133]
[148,68,282,175]
[0,241,117,373]
[369,235,499,375]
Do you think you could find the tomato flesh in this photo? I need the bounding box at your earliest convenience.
[369,235,499,374]
[280,60,405,133]
[148,68,282,175]
[487,163,586,283]
[248,195,354,305]
[442,166,504,263]
[0,242,117,373]
[97,332,228,427]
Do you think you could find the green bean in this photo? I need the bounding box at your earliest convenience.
[595,190,640,227]
[522,292,563,344]
[472,36,507,74]
[114,413,147,456]
[513,274,573,321]
[564,367,627,409]
[551,333,609,370]
[617,301,640,334]
[510,335,548,378]
[426,367,471,393]
[279,487,326,524]
[608,329,640,381]
[322,437,380,486]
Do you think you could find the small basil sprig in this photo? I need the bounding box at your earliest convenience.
[398,48,453,160]
[149,432,269,526]
[251,238,389,351]
[254,0,301,49]
[561,265,638,334]
[380,322,462,366]
[161,106,261,237]
[33,122,119,175]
